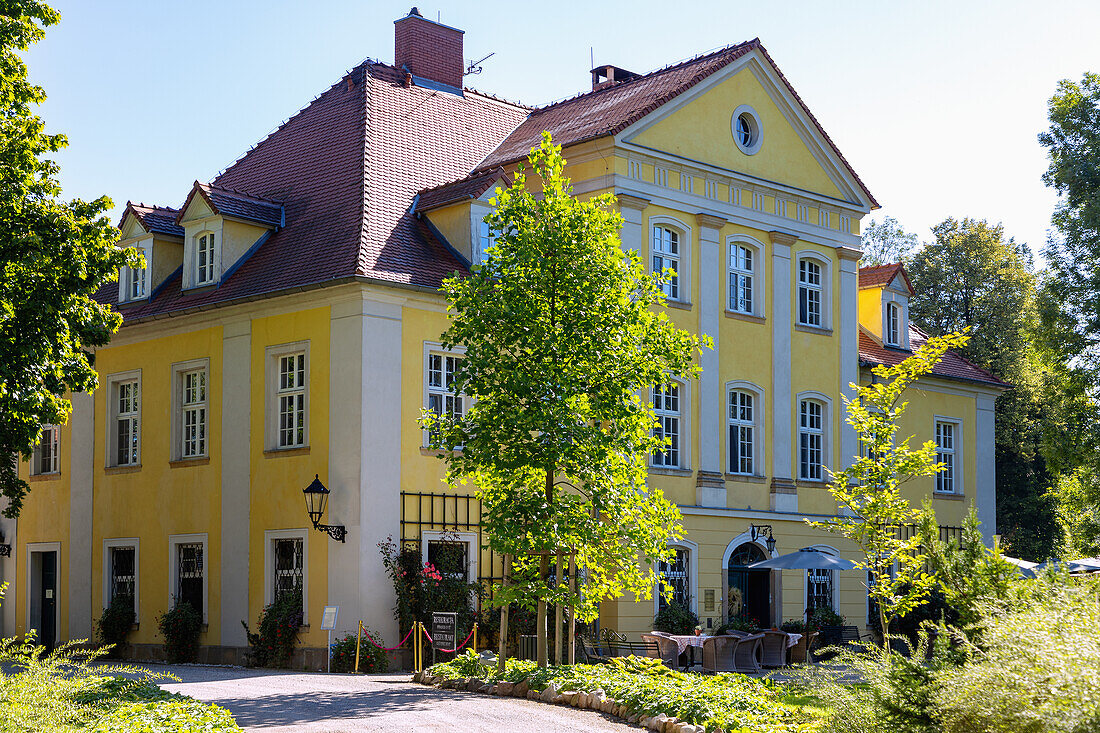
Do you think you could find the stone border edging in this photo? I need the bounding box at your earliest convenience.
[412,671,711,733]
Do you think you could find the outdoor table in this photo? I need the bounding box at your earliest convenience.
[785,633,802,648]
[668,634,710,669]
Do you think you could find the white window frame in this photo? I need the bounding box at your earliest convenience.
[886,301,901,346]
[651,379,685,470]
[265,342,310,451]
[803,544,840,615]
[103,538,140,622]
[727,381,764,477]
[194,231,216,285]
[168,533,208,624]
[881,290,911,349]
[422,342,469,448]
[731,104,764,155]
[119,237,151,303]
[934,417,963,495]
[421,530,478,602]
[32,425,60,476]
[797,392,832,482]
[649,216,691,304]
[654,538,698,617]
[796,251,832,330]
[106,370,141,468]
[264,529,309,625]
[727,236,765,316]
[171,359,209,460]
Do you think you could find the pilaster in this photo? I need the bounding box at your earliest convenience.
[67,392,94,640]
[617,194,649,256]
[838,247,860,474]
[695,213,726,507]
[219,318,251,647]
[769,231,797,511]
[976,394,997,544]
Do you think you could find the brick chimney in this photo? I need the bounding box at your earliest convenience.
[394,7,464,91]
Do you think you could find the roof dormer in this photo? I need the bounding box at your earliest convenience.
[176,182,283,290]
[858,262,914,350]
[116,202,184,304]
[415,168,510,267]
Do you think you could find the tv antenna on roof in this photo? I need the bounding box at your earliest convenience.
[465,52,495,76]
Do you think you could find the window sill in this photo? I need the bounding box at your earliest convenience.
[933,491,965,501]
[724,310,766,324]
[28,472,62,482]
[666,300,693,311]
[795,324,833,336]
[183,283,217,294]
[420,447,463,457]
[263,446,310,458]
[795,478,827,487]
[169,457,210,468]
[648,466,693,476]
[725,473,767,484]
[104,464,142,475]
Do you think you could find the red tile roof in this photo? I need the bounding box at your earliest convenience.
[121,202,183,238]
[858,262,913,294]
[475,40,878,208]
[416,167,510,212]
[859,326,1009,389]
[177,182,284,227]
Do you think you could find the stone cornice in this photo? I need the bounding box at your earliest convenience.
[616,193,650,211]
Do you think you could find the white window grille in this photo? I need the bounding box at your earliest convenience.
[196,233,215,284]
[129,265,146,300]
[181,369,207,457]
[277,353,306,448]
[427,353,464,443]
[652,383,681,468]
[936,421,956,493]
[799,399,824,480]
[728,390,754,475]
[798,259,823,327]
[33,425,59,475]
[728,244,754,314]
[115,381,140,466]
[652,226,680,300]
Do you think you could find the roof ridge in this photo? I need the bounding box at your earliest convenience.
[909,324,1008,385]
[356,61,373,278]
[201,182,285,206]
[418,166,507,196]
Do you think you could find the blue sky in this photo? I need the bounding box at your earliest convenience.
[28,0,1100,257]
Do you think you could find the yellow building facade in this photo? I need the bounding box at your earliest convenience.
[2,10,1004,662]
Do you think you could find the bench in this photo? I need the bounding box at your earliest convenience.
[579,637,662,664]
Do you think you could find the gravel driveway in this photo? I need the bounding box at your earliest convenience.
[127,663,640,732]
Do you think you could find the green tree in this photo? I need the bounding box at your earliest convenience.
[811,332,968,648]
[859,216,919,266]
[0,1,138,517]
[906,218,1060,561]
[422,133,709,667]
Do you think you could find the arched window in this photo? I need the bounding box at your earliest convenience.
[652,382,681,468]
[728,388,756,475]
[652,225,680,300]
[799,398,825,481]
[728,243,754,314]
[886,301,900,346]
[797,258,823,327]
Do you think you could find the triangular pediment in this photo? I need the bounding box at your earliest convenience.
[618,47,873,209]
[119,211,147,241]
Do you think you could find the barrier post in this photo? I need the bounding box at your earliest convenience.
[473,622,478,653]
[354,620,363,674]
[416,621,423,672]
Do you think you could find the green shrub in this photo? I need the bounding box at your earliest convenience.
[242,591,302,668]
[378,535,482,641]
[157,602,202,663]
[329,627,388,673]
[97,594,135,657]
[780,619,806,633]
[809,606,844,627]
[91,700,242,733]
[717,615,760,634]
[652,600,699,634]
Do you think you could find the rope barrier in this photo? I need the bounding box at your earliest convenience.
[430,625,477,654]
[361,625,415,652]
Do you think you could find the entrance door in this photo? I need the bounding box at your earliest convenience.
[39,551,57,651]
[727,543,770,627]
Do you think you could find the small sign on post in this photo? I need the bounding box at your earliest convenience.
[431,611,457,652]
[321,606,339,673]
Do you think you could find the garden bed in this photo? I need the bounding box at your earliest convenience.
[418,651,817,733]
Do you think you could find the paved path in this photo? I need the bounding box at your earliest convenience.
[126,664,640,732]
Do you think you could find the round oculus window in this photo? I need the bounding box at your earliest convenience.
[731,105,763,155]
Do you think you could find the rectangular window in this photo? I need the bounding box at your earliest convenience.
[181,369,207,458]
[427,540,469,582]
[728,390,754,475]
[798,259,823,327]
[115,380,140,466]
[799,400,823,481]
[652,383,680,468]
[273,537,304,611]
[728,244,754,314]
[657,547,690,611]
[936,421,957,493]
[652,226,680,300]
[807,568,834,612]
[175,543,203,614]
[427,353,464,444]
[129,265,146,300]
[33,425,59,475]
[277,353,306,448]
[886,302,901,346]
[196,233,215,284]
[109,546,136,611]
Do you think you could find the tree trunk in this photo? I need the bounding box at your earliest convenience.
[554,548,564,665]
[537,468,553,668]
[497,553,511,674]
[567,552,576,665]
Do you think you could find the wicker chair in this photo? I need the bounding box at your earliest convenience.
[641,633,680,668]
[731,632,764,673]
[720,629,748,638]
[788,631,817,664]
[760,631,789,668]
[700,635,738,674]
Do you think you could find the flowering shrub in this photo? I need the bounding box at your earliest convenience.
[242,590,303,668]
[157,602,202,663]
[97,593,136,657]
[379,535,481,641]
[330,628,388,673]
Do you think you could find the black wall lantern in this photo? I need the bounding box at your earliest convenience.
[750,524,777,554]
[303,474,347,543]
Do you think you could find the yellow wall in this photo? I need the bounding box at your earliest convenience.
[859,286,884,342]
[425,203,473,263]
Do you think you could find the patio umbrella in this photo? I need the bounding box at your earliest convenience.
[1003,556,1039,577]
[1033,557,1100,575]
[746,547,857,571]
